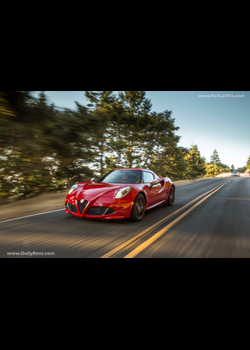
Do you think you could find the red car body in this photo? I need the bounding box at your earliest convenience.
[65,168,175,220]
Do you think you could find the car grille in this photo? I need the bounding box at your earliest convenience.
[78,200,88,214]
[87,207,115,216]
[66,202,78,214]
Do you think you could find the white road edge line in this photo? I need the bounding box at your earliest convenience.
[0,209,65,224]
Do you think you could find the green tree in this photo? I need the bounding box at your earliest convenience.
[185,144,206,179]
[247,156,250,169]
[117,91,153,168]
[219,163,230,172]
[0,91,53,200]
[205,163,222,177]
[85,91,116,109]
[236,166,247,173]
[143,110,185,179]
[83,91,118,176]
[0,91,98,201]
[0,90,211,202]
[231,164,235,172]
[118,91,152,116]
[47,103,97,185]
[210,149,221,165]
[151,146,189,180]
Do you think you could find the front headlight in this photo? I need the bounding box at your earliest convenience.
[68,184,78,195]
[115,186,131,199]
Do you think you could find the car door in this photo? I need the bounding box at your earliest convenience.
[143,171,162,207]
[157,176,169,202]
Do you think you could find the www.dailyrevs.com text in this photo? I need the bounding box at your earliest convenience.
[7,251,55,257]
[198,94,245,98]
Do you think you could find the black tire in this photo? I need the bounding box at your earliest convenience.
[130,193,146,222]
[165,186,175,206]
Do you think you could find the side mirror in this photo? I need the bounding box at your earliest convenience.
[149,180,159,190]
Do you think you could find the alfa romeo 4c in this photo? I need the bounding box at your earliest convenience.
[65,169,175,221]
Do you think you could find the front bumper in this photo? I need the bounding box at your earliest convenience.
[65,192,134,219]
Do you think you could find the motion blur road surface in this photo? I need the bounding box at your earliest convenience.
[1,177,250,258]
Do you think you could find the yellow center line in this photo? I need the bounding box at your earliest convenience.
[123,180,230,258]
[100,180,230,258]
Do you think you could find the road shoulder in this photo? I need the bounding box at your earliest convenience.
[0,191,67,221]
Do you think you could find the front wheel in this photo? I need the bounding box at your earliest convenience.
[164,187,175,206]
[130,193,146,221]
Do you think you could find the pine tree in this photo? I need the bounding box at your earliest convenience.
[186,144,206,179]
[143,110,182,178]
[117,91,152,168]
[84,91,117,175]
[210,149,221,165]
[85,91,116,109]
[118,91,152,116]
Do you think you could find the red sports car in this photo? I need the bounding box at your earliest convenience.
[65,169,175,221]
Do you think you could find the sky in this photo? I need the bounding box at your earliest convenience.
[41,91,250,169]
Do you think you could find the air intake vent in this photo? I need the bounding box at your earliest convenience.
[87,207,115,216]
[66,202,78,214]
[78,200,88,214]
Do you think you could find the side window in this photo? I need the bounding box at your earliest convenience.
[143,172,154,183]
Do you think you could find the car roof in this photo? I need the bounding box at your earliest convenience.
[112,168,153,172]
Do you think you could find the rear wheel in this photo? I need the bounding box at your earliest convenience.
[130,193,146,221]
[165,186,175,206]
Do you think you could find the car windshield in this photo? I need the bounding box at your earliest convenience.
[97,170,142,184]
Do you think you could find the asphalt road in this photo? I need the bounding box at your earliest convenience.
[1,177,250,258]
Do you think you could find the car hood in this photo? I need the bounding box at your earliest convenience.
[71,182,128,200]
